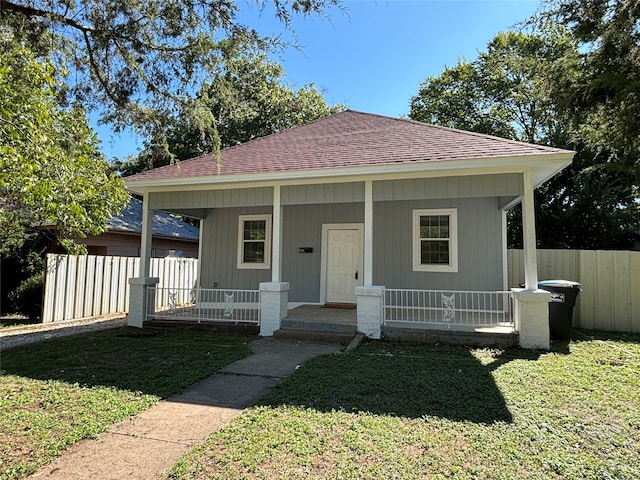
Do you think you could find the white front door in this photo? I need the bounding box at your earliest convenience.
[323,226,363,303]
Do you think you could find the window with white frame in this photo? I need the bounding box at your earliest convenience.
[237,214,272,269]
[412,209,458,272]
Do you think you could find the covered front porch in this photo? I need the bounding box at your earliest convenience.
[141,285,519,346]
[129,172,551,349]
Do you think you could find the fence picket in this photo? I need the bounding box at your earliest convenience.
[43,254,198,322]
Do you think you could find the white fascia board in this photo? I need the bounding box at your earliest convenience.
[125,152,574,194]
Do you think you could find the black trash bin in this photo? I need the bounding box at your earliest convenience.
[537,280,581,341]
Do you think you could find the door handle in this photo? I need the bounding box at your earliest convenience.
[355,270,359,280]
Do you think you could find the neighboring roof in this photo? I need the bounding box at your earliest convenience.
[109,197,199,240]
[127,110,572,185]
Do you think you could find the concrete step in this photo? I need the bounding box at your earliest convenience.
[274,328,356,344]
[280,319,357,333]
[280,318,356,334]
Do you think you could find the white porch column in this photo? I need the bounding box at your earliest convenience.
[271,184,283,283]
[522,170,539,290]
[259,281,289,336]
[128,277,159,328]
[356,285,384,339]
[357,180,385,339]
[512,288,551,349]
[514,170,551,349]
[363,180,373,286]
[140,193,153,278]
[127,194,156,328]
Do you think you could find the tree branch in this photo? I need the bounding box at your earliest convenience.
[0,0,95,33]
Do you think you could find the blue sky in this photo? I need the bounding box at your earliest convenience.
[97,0,540,160]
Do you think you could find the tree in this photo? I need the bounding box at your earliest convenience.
[0,37,129,255]
[0,0,342,141]
[115,42,345,176]
[536,0,640,159]
[409,28,639,249]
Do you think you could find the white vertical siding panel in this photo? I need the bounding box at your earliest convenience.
[114,257,126,312]
[53,255,68,322]
[630,253,640,333]
[108,257,120,313]
[73,256,87,319]
[42,254,58,323]
[100,256,112,315]
[83,256,96,317]
[595,251,615,331]
[612,251,631,333]
[92,256,105,316]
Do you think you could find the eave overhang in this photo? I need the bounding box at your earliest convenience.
[125,152,575,196]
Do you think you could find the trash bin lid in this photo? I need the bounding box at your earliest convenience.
[538,280,581,288]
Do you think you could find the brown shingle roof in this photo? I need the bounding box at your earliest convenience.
[128,110,570,182]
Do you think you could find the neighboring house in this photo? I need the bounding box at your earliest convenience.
[124,110,574,349]
[78,197,199,258]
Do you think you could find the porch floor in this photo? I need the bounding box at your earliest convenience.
[286,303,357,326]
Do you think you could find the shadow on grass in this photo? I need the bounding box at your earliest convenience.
[570,328,640,345]
[0,327,254,399]
[257,342,545,424]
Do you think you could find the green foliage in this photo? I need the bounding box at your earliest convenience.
[409,28,639,249]
[0,328,253,479]
[0,36,129,254]
[410,28,575,146]
[537,0,640,159]
[115,41,345,175]
[8,273,44,320]
[169,335,640,480]
[0,0,342,144]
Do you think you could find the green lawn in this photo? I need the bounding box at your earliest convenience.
[0,327,253,480]
[170,330,640,480]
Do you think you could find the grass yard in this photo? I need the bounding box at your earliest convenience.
[170,330,640,480]
[0,327,253,480]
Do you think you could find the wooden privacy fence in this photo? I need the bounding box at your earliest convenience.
[508,249,640,333]
[42,254,199,323]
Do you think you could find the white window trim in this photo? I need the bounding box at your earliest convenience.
[237,214,272,270]
[412,208,458,273]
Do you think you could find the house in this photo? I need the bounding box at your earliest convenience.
[76,197,199,258]
[124,110,574,349]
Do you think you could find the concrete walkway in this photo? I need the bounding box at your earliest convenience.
[30,338,342,479]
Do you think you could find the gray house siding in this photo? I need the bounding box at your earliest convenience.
[282,182,364,205]
[151,173,515,298]
[373,173,523,201]
[282,203,364,302]
[149,188,272,211]
[199,206,272,290]
[373,197,504,291]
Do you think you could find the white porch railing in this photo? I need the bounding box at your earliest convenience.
[146,287,260,324]
[384,289,514,330]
